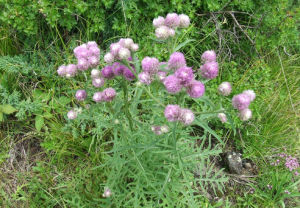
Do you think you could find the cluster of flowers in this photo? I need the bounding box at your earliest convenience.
[199,50,219,79]
[138,57,164,85]
[164,104,195,125]
[104,38,139,64]
[271,153,299,176]
[151,125,169,135]
[232,90,256,121]
[153,13,190,39]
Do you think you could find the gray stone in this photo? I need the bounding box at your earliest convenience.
[225,152,243,174]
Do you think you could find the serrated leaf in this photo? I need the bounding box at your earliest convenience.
[1,104,17,114]
[35,115,44,132]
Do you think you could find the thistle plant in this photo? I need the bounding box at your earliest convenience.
[56,13,256,206]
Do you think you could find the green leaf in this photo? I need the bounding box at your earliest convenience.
[0,104,17,114]
[195,119,224,145]
[173,39,195,52]
[35,115,44,132]
[0,112,3,122]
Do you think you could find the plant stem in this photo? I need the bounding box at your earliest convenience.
[172,121,178,151]
[121,78,133,131]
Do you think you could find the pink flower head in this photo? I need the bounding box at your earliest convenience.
[153,16,165,28]
[179,108,195,125]
[232,93,251,110]
[138,72,152,85]
[168,28,175,37]
[89,46,100,57]
[130,43,139,52]
[87,41,98,48]
[164,13,180,28]
[179,14,190,28]
[91,69,101,78]
[151,126,162,135]
[200,62,219,79]
[285,156,299,171]
[67,109,77,120]
[92,77,105,88]
[168,52,186,70]
[110,43,122,56]
[57,65,67,76]
[124,38,134,48]
[118,47,131,60]
[238,108,252,121]
[164,104,181,122]
[142,57,159,74]
[118,38,126,47]
[74,46,89,59]
[186,80,205,98]
[101,65,115,79]
[75,89,87,101]
[88,56,99,68]
[218,82,232,96]
[93,92,104,102]
[104,52,114,64]
[65,64,77,78]
[155,26,170,39]
[243,90,256,102]
[201,50,217,62]
[157,71,167,81]
[174,66,194,86]
[77,58,89,71]
[112,62,123,76]
[163,75,182,94]
[123,67,136,81]
[102,88,116,102]
[218,113,227,123]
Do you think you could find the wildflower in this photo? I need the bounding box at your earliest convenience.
[138,72,152,85]
[151,126,162,135]
[110,43,122,56]
[87,41,98,48]
[91,69,101,78]
[155,26,170,39]
[65,64,77,78]
[164,13,180,28]
[218,113,227,123]
[239,108,252,121]
[124,38,134,48]
[77,58,89,71]
[57,65,66,76]
[130,43,139,52]
[164,105,181,122]
[243,90,256,102]
[123,67,136,81]
[174,66,194,86]
[200,62,219,79]
[92,77,105,88]
[157,71,167,81]
[104,52,114,64]
[295,171,299,176]
[141,57,159,74]
[118,47,131,60]
[102,88,116,102]
[168,28,175,37]
[267,184,272,190]
[284,190,291,194]
[178,14,190,28]
[201,50,217,63]
[88,56,99,67]
[74,46,89,59]
[89,46,100,57]
[102,187,112,198]
[67,110,77,120]
[75,89,87,101]
[93,92,104,102]
[101,66,115,79]
[161,125,169,133]
[153,16,165,28]
[179,108,195,125]
[232,93,251,110]
[168,52,186,70]
[285,156,299,171]
[218,82,232,96]
[186,80,205,98]
[163,75,182,94]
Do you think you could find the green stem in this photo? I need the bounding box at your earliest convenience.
[172,121,178,151]
[121,78,133,131]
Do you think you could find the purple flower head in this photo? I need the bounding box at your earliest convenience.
[92,77,105,88]
[232,93,251,110]
[153,16,165,28]
[101,65,115,79]
[118,47,131,60]
[200,62,219,79]
[179,108,195,125]
[168,28,175,37]
[123,67,136,81]
[218,82,232,96]
[151,126,162,135]
[87,41,98,48]
[164,104,181,122]
[157,71,167,81]
[285,156,299,171]
[110,43,122,56]
[74,46,89,59]
[65,64,77,78]
[138,72,152,85]
[102,88,116,102]
[218,113,227,123]
[93,92,104,102]
[238,108,252,121]
[91,69,101,78]
[179,14,190,28]
[243,90,256,102]
[57,65,66,76]
[88,56,99,68]
[163,75,182,94]
[67,110,77,120]
[89,46,100,57]
[77,58,89,71]
[186,80,205,98]
[104,52,114,64]
[142,57,159,74]
[155,26,170,39]
[112,62,123,76]
[174,66,194,86]
[165,13,180,28]
[168,52,186,70]
[130,43,139,52]
[75,89,87,101]
[201,50,217,63]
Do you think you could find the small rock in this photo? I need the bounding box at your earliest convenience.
[225,152,243,174]
[244,162,252,169]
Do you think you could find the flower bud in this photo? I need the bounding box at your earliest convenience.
[118,47,131,60]
[163,75,182,94]
[67,110,77,120]
[104,52,114,64]
[168,28,175,37]
[91,69,101,78]
[164,13,180,28]
[201,50,217,63]
[174,66,194,86]
[101,66,115,79]
[142,57,159,74]
[75,89,87,101]
[179,108,195,125]
[93,92,104,102]
[164,105,181,122]
[77,58,89,71]
[65,64,77,78]
[89,46,100,57]
[232,93,251,110]
[123,67,136,81]
[199,62,219,79]
[92,77,105,88]
[168,52,186,70]
[155,26,170,39]
[153,16,165,28]
[151,126,162,135]
[87,41,98,48]
[110,43,122,56]
[179,14,190,28]
[218,113,227,123]
[57,65,66,76]
[160,125,169,133]
[130,43,139,52]
[103,187,112,198]
[124,38,134,48]
[138,72,152,85]
[243,90,256,102]
[102,88,116,102]
[88,56,99,68]
[239,108,252,121]
[218,82,232,96]
[186,80,205,98]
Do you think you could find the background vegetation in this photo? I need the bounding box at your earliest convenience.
[0,0,299,207]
